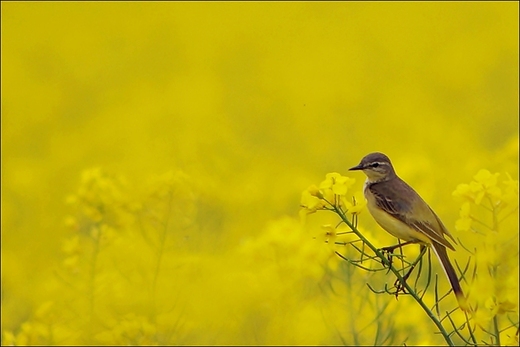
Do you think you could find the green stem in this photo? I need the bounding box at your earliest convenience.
[88,222,102,340]
[333,206,455,346]
[151,191,174,323]
[489,196,501,346]
[492,313,501,346]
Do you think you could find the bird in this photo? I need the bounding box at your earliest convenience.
[349,152,467,309]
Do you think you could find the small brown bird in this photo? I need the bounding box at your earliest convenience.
[350,152,466,309]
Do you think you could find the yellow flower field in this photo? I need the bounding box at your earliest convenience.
[2,2,518,345]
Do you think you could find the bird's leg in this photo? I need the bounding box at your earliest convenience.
[394,245,427,295]
[381,240,417,253]
[379,240,416,268]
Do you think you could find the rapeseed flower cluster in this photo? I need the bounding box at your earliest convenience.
[301,172,364,215]
[453,170,519,345]
[2,2,518,346]
[300,169,519,345]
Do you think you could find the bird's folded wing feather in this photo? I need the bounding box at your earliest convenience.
[369,180,455,250]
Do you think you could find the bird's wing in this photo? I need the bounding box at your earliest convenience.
[369,179,455,250]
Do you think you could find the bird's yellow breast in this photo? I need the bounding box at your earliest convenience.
[364,182,431,245]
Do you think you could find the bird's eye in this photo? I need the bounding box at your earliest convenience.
[371,163,380,168]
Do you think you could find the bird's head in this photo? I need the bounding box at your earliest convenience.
[349,152,397,182]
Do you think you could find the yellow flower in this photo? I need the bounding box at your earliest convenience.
[473,304,495,327]
[307,184,323,198]
[2,331,16,345]
[453,170,504,205]
[455,202,472,231]
[470,181,487,205]
[332,177,349,195]
[452,183,471,201]
[300,190,324,212]
[320,172,341,187]
[502,173,519,207]
[320,187,336,204]
[497,299,517,315]
[485,296,500,316]
[460,201,471,217]
[320,172,355,196]
[341,192,367,215]
[473,170,502,203]
[97,314,157,345]
[474,169,500,189]
[301,174,357,213]
[483,296,514,317]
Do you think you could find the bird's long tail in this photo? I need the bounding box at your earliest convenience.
[431,242,468,311]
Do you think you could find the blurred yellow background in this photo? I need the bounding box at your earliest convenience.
[2,2,518,345]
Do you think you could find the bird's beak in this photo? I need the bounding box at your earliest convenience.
[349,163,364,171]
